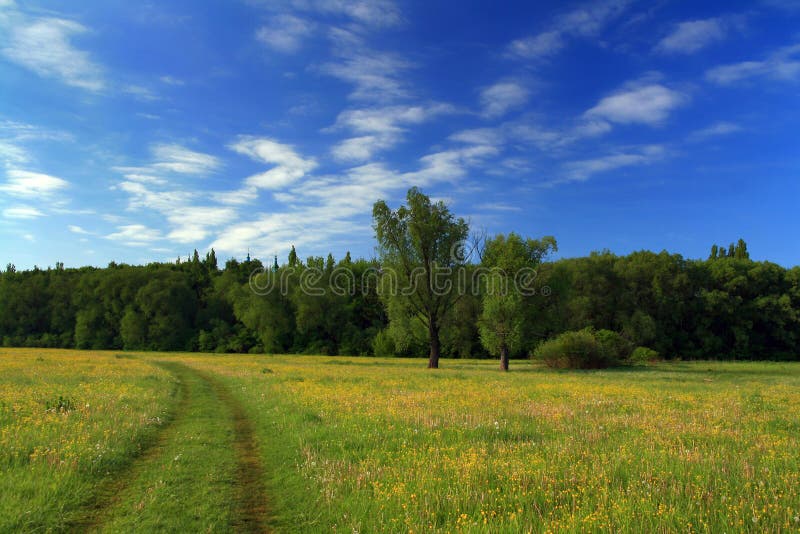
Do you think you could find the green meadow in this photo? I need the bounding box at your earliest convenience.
[2,348,799,532]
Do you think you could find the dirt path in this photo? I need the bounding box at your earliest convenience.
[196,369,271,533]
[67,361,270,533]
[66,361,191,532]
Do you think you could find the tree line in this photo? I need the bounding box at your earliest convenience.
[1,188,798,365]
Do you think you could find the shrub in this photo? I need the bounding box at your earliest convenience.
[595,329,633,365]
[534,328,640,369]
[534,328,603,369]
[630,346,660,363]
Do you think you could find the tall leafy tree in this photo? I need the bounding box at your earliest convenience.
[479,233,557,370]
[373,187,469,368]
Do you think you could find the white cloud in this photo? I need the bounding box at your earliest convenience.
[111,169,167,185]
[586,83,688,125]
[330,103,456,161]
[320,28,411,102]
[0,122,74,170]
[331,135,391,161]
[706,43,800,84]
[0,169,69,197]
[0,140,29,166]
[1,17,104,91]
[449,128,505,146]
[564,145,665,181]
[307,0,401,27]
[117,180,194,212]
[450,116,612,155]
[213,187,259,205]
[507,0,630,60]
[508,31,563,60]
[689,121,743,141]
[480,81,529,119]
[476,202,522,212]
[106,224,162,246]
[655,18,727,54]
[2,205,43,219]
[211,141,497,257]
[165,206,238,243]
[159,75,184,85]
[229,136,316,190]
[68,224,90,234]
[150,144,221,175]
[256,14,313,53]
[122,84,159,102]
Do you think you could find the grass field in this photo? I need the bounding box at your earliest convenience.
[2,349,800,532]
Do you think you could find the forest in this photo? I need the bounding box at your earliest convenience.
[1,188,799,363]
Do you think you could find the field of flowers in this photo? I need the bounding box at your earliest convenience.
[178,355,800,533]
[0,349,175,531]
[2,349,800,532]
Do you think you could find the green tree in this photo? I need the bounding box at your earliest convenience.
[479,233,557,370]
[373,187,469,368]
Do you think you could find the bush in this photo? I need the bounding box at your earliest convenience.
[595,329,633,365]
[630,346,660,363]
[534,328,603,369]
[534,328,637,369]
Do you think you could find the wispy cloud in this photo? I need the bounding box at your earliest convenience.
[563,145,665,181]
[476,202,522,212]
[165,206,238,243]
[320,28,411,102]
[507,0,630,60]
[689,121,743,141]
[0,169,69,197]
[256,14,314,53]
[68,224,91,235]
[480,81,530,119]
[121,84,159,102]
[654,18,728,55]
[229,136,317,190]
[159,75,184,86]
[0,15,105,91]
[2,205,44,219]
[305,0,402,28]
[330,103,456,161]
[508,31,563,60]
[706,43,800,84]
[585,81,688,125]
[212,138,498,257]
[106,224,162,247]
[150,144,221,175]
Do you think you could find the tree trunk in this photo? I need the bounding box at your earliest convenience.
[499,343,509,371]
[428,322,440,369]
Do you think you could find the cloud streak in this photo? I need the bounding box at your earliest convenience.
[654,18,728,55]
[586,82,688,125]
[706,43,800,84]
[1,16,105,91]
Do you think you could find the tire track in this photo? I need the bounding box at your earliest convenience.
[66,360,190,532]
[68,360,271,532]
[194,368,271,533]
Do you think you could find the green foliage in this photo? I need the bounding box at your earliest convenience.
[630,346,660,363]
[534,328,635,369]
[373,187,470,367]
[372,329,396,357]
[595,329,633,363]
[0,228,797,363]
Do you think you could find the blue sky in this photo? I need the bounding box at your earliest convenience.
[1,0,799,269]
